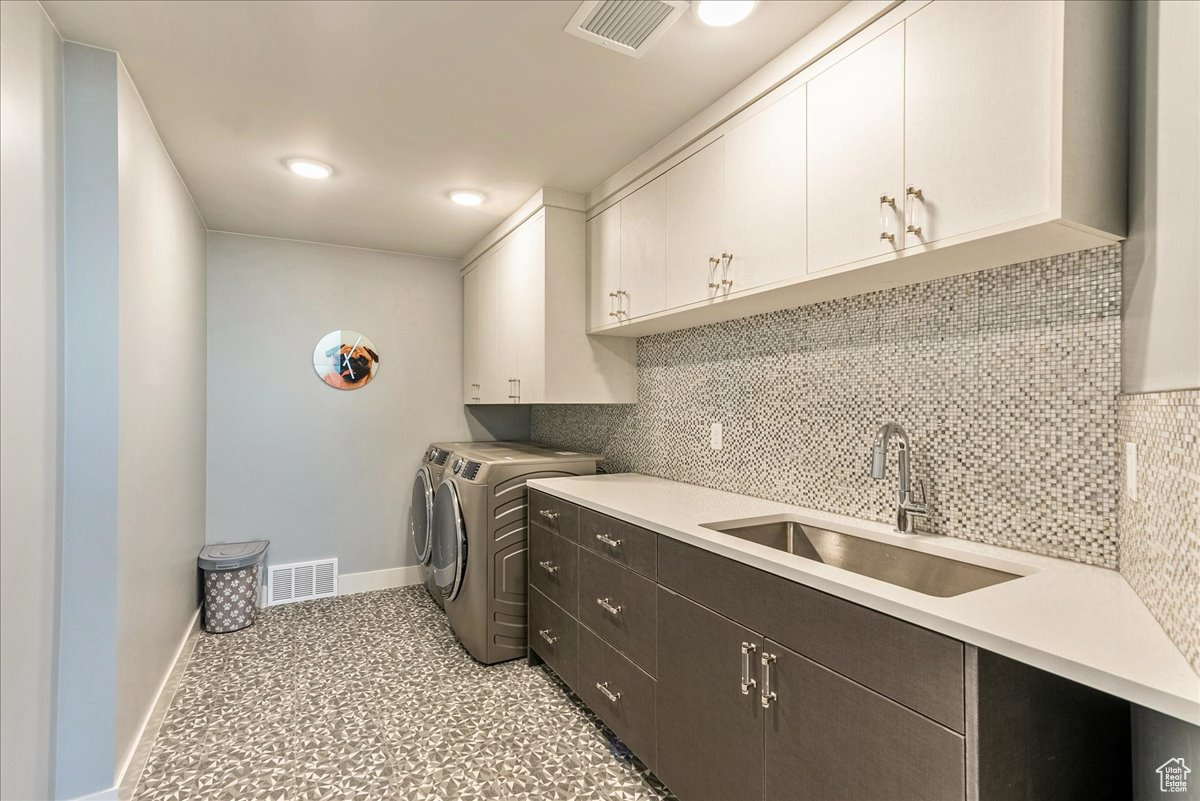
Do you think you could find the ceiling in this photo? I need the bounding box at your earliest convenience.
[44,0,847,258]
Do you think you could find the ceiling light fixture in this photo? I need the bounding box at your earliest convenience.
[285,158,333,179]
[694,0,757,27]
[449,190,486,207]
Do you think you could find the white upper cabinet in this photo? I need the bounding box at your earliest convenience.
[665,140,725,308]
[619,176,668,320]
[807,25,904,273]
[464,193,636,404]
[587,204,621,329]
[724,85,808,290]
[903,0,1053,246]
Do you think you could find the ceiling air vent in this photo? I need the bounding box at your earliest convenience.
[565,0,689,58]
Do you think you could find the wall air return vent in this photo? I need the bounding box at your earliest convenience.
[565,0,688,58]
[267,558,338,606]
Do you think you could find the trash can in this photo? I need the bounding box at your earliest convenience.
[198,540,269,633]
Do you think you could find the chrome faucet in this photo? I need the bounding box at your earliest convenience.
[870,422,931,533]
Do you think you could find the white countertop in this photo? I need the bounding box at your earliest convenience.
[527,473,1200,725]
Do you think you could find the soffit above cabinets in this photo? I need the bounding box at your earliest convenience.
[42,0,847,259]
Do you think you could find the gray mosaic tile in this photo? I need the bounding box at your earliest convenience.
[131,586,674,800]
[532,244,1123,567]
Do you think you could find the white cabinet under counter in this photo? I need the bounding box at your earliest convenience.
[585,0,1129,338]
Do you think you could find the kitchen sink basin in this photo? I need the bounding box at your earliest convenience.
[700,518,1021,597]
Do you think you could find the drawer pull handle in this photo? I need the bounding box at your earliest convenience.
[740,641,758,696]
[595,533,623,548]
[538,560,559,574]
[539,509,561,520]
[538,628,558,645]
[760,652,777,708]
[596,597,623,616]
[596,681,621,703]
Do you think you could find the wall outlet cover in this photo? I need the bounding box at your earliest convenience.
[710,421,723,450]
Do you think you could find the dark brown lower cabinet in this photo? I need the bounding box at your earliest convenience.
[764,640,965,801]
[656,587,764,801]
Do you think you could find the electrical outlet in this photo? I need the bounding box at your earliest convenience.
[710,421,723,450]
[1124,442,1138,501]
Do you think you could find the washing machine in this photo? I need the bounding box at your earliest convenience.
[430,443,600,664]
[411,441,529,608]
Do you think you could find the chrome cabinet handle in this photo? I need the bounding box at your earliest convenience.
[760,652,777,708]
[595,681,621,703]
[708,256,721,290]
[905,186,924,236]
[740,642,758,695]
[508,377,520,401]
[615,289,628,318]
[879,194,896,243]
[539,509,561,520]
[596,597,623,616]
[720,252,734,290]
[538,560,559,574]
[608,290,619,318]
[595,533,622,549]
[539,628,558,645]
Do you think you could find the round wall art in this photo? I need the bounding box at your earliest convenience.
[313,330,379,390]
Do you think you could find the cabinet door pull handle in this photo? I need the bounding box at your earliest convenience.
[539,509,561,520]
[905,186,924,236]
[538,628,558,645]
[595,681,621,703]
[595,533,622,549]
[760,652,777,708]
[615,289,628,318]
[596,597,623,616]
[720,252,734,289]
[708,256,721,289]
[538,560,559,574]
[740,641,758,695]
[879,194,896,243]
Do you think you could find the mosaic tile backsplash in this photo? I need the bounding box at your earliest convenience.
[533,244,1123,567]
[1118,390,1200,674]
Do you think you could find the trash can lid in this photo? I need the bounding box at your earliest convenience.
[198,540,269,570]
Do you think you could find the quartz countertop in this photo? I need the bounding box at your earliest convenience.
[526,472,1200,725]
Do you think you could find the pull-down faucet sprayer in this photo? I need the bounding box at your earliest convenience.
[871,422,931,534]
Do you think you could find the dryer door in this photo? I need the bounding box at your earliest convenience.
[430,479,467,601]
[411,466,435,565]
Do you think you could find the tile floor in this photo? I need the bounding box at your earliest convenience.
[134,586,675,800]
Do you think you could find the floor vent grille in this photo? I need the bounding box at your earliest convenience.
[267,558,338,606]
[565,0,687,58]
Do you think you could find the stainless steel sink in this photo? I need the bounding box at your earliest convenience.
[701,518,1021,597]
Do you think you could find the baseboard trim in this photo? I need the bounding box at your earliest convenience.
[338,565,423,596]
[112,607,200,801]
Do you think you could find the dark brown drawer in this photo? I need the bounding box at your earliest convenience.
[577,624,657,770]
[528,524,578,616]
[528,490,580,541]
[529,586,577,687]
[578,548,657,676]
[579,508,657,579]
[658,537,965,733]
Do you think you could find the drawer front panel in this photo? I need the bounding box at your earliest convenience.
[528,524,578,616]
[577,624,657,770]
[578,548,657,676]
[579,508,657,579]
[529,586,578,688]
[528,490,580,542]
[658,537,964,732]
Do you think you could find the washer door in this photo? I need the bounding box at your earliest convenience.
[411,466,435,565]
[430,479,467,601]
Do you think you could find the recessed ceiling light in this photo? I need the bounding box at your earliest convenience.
[450,190,486,207]
[694,0,757,27]
[285,158,333,179]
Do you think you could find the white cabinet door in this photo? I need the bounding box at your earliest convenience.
[462,262,486,403]
[619,175,668,320]
[587,203,622,329]
[904,0,1053,245]
[486,241,521,404]
[511,213,546,403]
[807,24,904,273]
[665,139,725,308]
[724,85,807,290]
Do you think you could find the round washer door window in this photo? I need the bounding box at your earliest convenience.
[411,466,434,565]
[430,480,467,601]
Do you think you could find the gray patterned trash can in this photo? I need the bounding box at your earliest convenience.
[198,540,269,634]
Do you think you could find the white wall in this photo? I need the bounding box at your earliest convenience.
[0,3,62,799]
[113,60,208,776]
[1122,0,1200,393]
[206,232,528,575]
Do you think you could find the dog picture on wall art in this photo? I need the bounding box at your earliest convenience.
[313,330,380,390]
